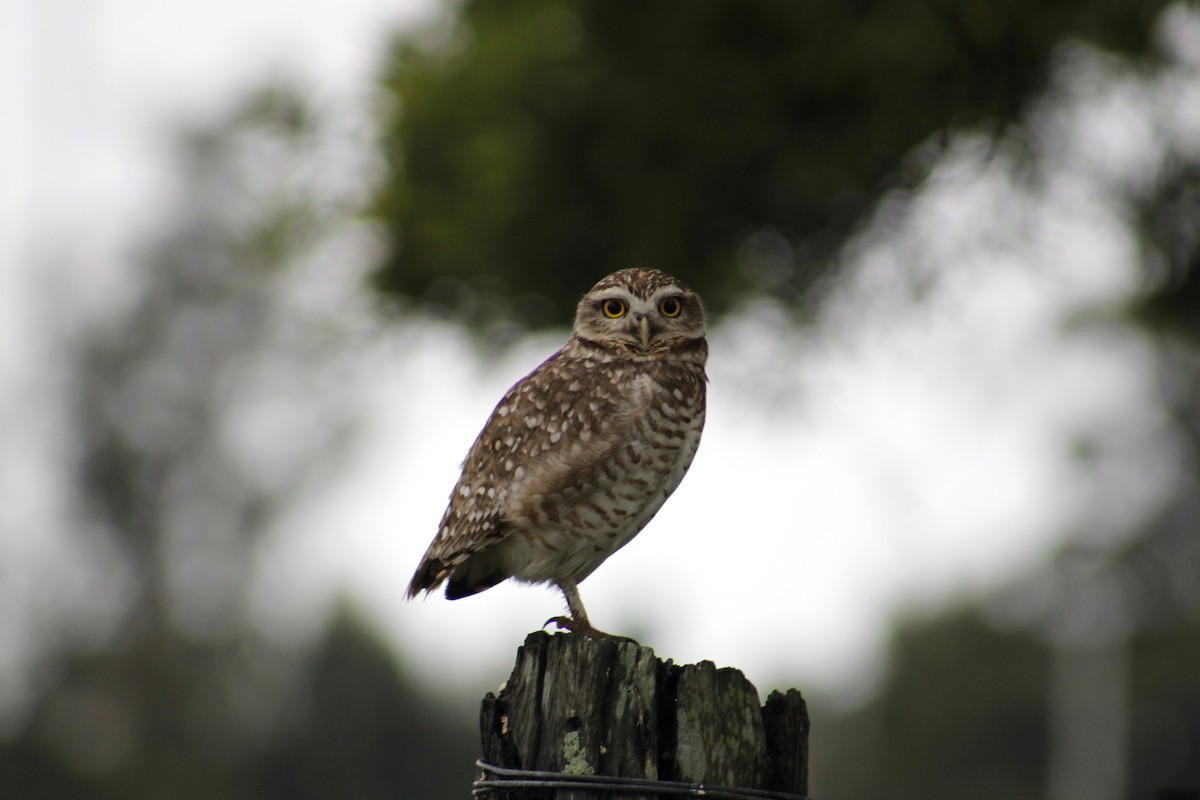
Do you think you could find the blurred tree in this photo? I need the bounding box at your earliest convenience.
[1120,48,1200,797]
[76,85,331,652]
[372,0,1169,331]
[1129,618,1200,793]
[0,85,474,798]
[1132,161,1200,345]
[0,608,476,799]
[811,612,1049,800]
[256,607,477,799]
[805,56,1200,792]
[809,11,1200,798]
[810,602,1200,800]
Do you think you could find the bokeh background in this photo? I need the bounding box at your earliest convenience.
[3,0,1199,797]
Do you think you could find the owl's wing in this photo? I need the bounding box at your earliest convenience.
[404,412,515,597]
[406,352,638,598]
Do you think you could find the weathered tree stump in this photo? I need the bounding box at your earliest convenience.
[479,632,808,798]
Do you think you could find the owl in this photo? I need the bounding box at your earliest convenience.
[406,268,708,637]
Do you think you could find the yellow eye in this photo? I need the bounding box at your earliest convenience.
[602,298,627,318]
[658,297,682,318]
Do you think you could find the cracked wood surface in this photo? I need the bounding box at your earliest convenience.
[480,632,808,799]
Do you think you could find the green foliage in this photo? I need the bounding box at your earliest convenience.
[1130,619,1200,792]
[373,0,1168,329]
[0,611,476,799]
[256,609,478,799]
[0,83,476,799]
[813,612,1049,800]
[813,606,1200,800]
[1130,161,1200,342]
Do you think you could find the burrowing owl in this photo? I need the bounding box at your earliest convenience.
[407,268,707,636]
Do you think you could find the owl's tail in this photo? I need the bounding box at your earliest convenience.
[405,556,447,598]
[406,552,506,600]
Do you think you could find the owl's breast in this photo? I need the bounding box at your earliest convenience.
[501,361,706,584]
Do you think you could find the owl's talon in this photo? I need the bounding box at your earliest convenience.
[545,615,590,633]
[543,615,637,643]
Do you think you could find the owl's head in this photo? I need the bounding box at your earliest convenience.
[572,268,706,354]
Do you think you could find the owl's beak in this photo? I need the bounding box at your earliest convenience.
[637,315,651,349]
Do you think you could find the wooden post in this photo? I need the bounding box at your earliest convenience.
[479,632,809,798]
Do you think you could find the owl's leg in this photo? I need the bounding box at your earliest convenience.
[559,579,591,626]
[545,580,635,641]
[544,579,591,633]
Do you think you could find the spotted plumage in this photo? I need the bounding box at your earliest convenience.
[406,268,707,636]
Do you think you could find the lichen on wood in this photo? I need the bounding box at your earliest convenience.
[479,632,808,798]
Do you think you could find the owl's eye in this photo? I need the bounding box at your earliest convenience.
[658,297,682,318]
[601,298,627,318]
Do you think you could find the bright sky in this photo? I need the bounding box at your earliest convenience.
[2,0,1197,719]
